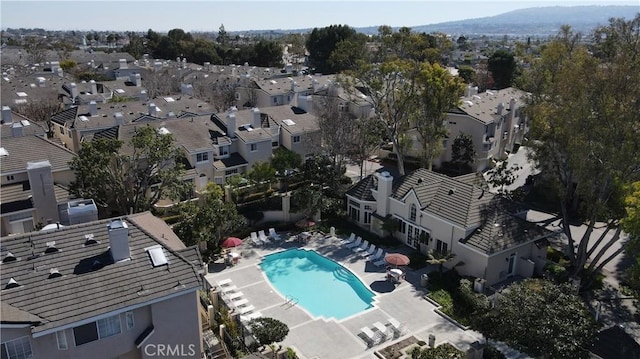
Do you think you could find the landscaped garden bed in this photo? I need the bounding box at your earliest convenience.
[425,270,490,328]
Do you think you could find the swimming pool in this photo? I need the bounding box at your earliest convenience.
[260,248,375,320]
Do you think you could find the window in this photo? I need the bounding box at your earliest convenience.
[56,330,68,350]
[196,152,209,163]
[1,336,32,359]
[225,169,238,176]
[6,175,14,181]
[97,315,121,339]
[409,204,417,222]
[348,200,360,208]
[292,135,300,143]
[235,92,240,100]
[349,207,360,221]
[219,146,229,156]
[364,212,371,224]
[398,220,406,234]
[272,141,278,147]
[125,311,135,330]
[59,126,65,135]
[73,314,121,346]
[436,239,448,254]
[364,205,372,211]
[273,97,277,104]
[250,143,257,152]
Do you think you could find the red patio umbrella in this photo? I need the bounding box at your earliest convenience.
[384,253,410,267]
[221,237,243,248]
[296,218,316,229]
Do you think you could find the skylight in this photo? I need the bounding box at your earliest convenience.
[78,115,89,122]
[145,245,168,267]
[282,119,296,126]
[16,92,27,97]
[115,89,125,94]
[20,120,30,126]
[269,80,277,85]
[163,97,175,103]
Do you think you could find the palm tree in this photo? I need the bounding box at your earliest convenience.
[427,250,456,273]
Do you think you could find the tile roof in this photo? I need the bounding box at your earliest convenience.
[1,302,44,324]
[0,135,76,175]
[261,106,319,135]
[1,182,73,215]
[0,213,202,332]
[1,113,48,138]
[459,199,554,254]
[455,87,526,125]
[390,168,496,228]
[346,174,377,201]
[50,106,78,126]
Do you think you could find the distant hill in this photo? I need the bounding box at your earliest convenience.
[405,6,638,36]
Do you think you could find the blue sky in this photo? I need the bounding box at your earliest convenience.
[1,0,637,32]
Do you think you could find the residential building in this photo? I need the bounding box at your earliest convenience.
[346,169,553,285]
[437,86,529,171]
[234,74,336,109]
[0,135,77,236]
[0,213,204,359]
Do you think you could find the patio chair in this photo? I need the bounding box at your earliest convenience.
[352,240,369,254]
[359,244,377,259]
[238,305,256,315]
[258,230,271,244]
[346,236,362,249]
[373,254,387,267]
[360,326,380,346]
[233,298,250,307]
[268,228,282,241]
[368,248,384,262]
[343,233,356,243]
[222,285,238,294]
[227,291,244,301]
[387,317,402,338]
[240,311,262,323]
[218,278,233,287]
[250,232,262,246]
[373,321,389,340]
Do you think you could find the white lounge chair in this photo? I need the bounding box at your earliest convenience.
[240,311,262,323]
[359,244,377,259]
[352,240,369,253]
[387,317,402,337]
[238,305,255,315]
[218,278,233,287]
[373,321,389,340]
[373,254,387,267]
[368,248,384,262]
[222,285,238,294]
[233,298,250,307]
[360,326,380,346]
[250,232,262,246]
[346,237,362,249]
[227,292,244,301]
[268,228,282,241]
[343,233,356,243]
[259,230,271,244]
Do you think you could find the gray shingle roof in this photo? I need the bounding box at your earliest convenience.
[0,135,76,175]
[50,106,78,126]
[1,302,44,324]
[391,168,495,227]
[346,174,376,201]
[261,106,319,135]
[0,213,201,332]
[455,87,526,125]
[1,182,71,214]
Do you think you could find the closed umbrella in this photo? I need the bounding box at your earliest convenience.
[221,237,243,248]
[384,253,410,267]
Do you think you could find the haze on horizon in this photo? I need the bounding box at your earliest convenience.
[1,0,637,33]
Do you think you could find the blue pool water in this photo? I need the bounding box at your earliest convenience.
[260,249,375,320]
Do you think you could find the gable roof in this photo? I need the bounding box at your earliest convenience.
[1,302,44,325]
[391,168,495,227]
[0,213,201,334]
[459,198,554,254]
[0,135,76,175]
[50,106,78,126]
[454,87,526,125]
[346,174,376,202]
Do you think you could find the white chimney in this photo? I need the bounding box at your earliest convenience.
[2,106,12,124]
[70,83,79,99]
[252,107,261,129]
[90,59,95,68]
[114,112,124,125]
[497,102,504,115]
[37,77,46,87]
[226,112,236,138]
[90,80,97,94]
[57,68,64,77]
[89,101,98,116]
[27,161,59,224]
[148,103,158,117]
[204,62,210,71]
[153,61,162,71]
[140,90,148,102]
[466,84,473,97]
[375,171,393,217]
[298,95,312,113]
[291,81,298,92]
[108,219,130,262]
[180,83,193,95]
[133,73,141,87]
[182,57,187,69]
[11,122,24,137]
[119,59,128,69]
[240,74,250,86]
[312,78,320,92]
[50,61,60,73]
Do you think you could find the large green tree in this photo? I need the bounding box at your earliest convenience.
[172,183,244,249]
[474,279,597,359]
[450,132,476,174]
[247,317,289,350]
[413,62,464,170]
[523,17,640,287]
[69,126,190,215]
[487,49,517,89]
[306,24,366,74]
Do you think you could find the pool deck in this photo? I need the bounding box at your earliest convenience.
[204,233,483,359]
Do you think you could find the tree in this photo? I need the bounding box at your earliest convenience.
[247,161,276,191]
[14,99,63,137]
[23,36,47,64]
[291,186,324,220]
[522,18,640,287]
[247,317,289,351]
[450,132,476,174]
[426,250,456,273]
[473,279,597,358]
[306,25,365,74]
[172,182,245,250]
[69,125,190,215]
[621,182,640,305]
[485,160,521,197]
[217,24,229,47]
[142,68,181,98]
[271,147,302,175]
[413,61,464,170]
[487,50,516,89]
[457,65,476,84]
[253,40,283,68]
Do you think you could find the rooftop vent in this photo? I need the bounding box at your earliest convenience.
[5,277,20,289]
[48,268,62,279]
[145,245,168,267]
[44,241,59,254]
[0,148,7,157]
[158,127,171,135]
[282,119,296,126]
[84,233,98,246]
[3,251,17,263]
[448,188,456,195]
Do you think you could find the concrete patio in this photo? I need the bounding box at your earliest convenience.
[204,232,483,359]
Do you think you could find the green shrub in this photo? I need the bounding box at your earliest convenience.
[544,262,569,283]
[483,345,506,359]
